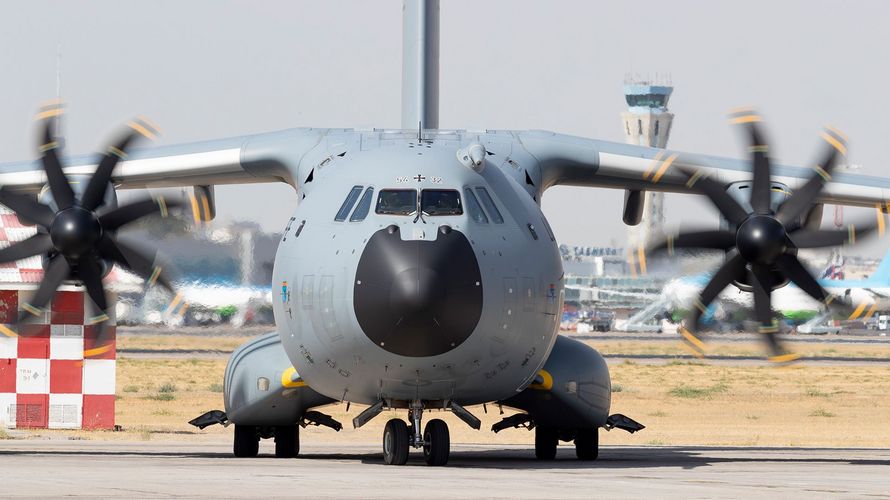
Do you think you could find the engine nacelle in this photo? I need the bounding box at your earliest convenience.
[224,331,334,426]
[499,335,610,430]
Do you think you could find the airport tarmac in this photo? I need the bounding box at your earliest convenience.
[1,439,888,498]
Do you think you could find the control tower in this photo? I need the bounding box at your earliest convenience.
[622,79,674,249]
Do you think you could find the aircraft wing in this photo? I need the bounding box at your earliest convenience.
[0,128,338,192]
[519,130,889,209]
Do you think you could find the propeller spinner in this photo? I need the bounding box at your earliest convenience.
[653,109,879,362]
[0,104,180,357]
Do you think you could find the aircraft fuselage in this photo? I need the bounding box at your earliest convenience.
[271,136,564,406]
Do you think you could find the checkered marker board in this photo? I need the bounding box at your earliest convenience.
[0,288,116,430]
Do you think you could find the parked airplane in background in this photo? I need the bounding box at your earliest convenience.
[0,0,887,466]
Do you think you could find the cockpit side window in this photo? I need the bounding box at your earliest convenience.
[463,188,488,223]
[350,187,374,222]
[376,189,417,215]
[421,189,462,216]
[475,187,504,224]
[335,185,363,221]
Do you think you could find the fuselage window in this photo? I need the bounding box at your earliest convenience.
[475,187,504,224]
[335,185,363,221]
[350,187,374,222]
[376,189,417,215]
[463,188,488,223]
[421,189,462,216]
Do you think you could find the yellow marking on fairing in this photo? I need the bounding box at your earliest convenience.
[667,234,675,256]
[820,131,847,156]
[39,141,59,153]
[824,294,836,306]
[877,205,886,236]
[825,125,848,142]
[693,297,708,314]
[189,194,202,224]
[637,245,647,274]
[768,352,802,364]
[848,225,856,245]
[679,326,706,352]
[651,153,678,183]
[0,324,17,338]
[127,120,157,140]
[529,369,553,391]
[813,165,831,182]
[158,197,168,218]
[749,145,769,153]
[848,301,868,320]
[643,151,665,181]
[281,366,307,388]
[759,324,779,334]
[83,344,112,358]
[864,302,879,320]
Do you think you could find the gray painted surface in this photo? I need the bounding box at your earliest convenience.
[3,440,889,498]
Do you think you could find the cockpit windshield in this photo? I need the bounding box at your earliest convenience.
[376,189,417,215]
[420,189,462,216]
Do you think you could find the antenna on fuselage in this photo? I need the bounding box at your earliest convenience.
[401,0,439,130]
[418,120,422,142]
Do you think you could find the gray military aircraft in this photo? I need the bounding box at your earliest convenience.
[0,0,887,466]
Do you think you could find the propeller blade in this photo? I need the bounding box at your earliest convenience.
[80,131,141,210]
[0,233,54,264]
[679,167,749,226]
[38,115,76,210]
[788,224,875,249]
[777,254,828,303]
[97,235,175,292]
[0,188,55,228]
[77,256,109,321]
[749,263,785,358]
[651,230,737,255]
[730,110,772,215]
[681,253,746,356]
[776,127,848,227]
[19,255,70,320]
[98,196,177,231]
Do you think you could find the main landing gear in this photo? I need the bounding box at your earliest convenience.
[535,427,599,461]
[382,402,450,466]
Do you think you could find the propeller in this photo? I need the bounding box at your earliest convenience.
[0,104,181,358]
[653,109,879,362]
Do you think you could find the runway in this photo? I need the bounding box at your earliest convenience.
[2,440,889,498]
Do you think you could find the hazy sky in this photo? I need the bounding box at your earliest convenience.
[2,0,889,256]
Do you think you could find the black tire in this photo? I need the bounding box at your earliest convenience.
[575,428,599,461]
[274,425,299,458]
[383,419,410,465]
[535,426,558,460]
[233,425,259,458]
[423,419,450,466]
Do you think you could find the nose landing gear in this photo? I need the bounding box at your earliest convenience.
[381,401,451,466]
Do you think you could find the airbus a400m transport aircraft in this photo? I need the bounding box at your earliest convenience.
[0,1,888,466]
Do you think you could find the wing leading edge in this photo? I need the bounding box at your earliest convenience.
[518,130,890,209]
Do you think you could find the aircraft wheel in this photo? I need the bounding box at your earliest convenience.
[383,418,410,465]
[422,419,450,466]
[233,425,259,458]
[274,425,299,458]
[574,428,599,461]
[535,426,558,460]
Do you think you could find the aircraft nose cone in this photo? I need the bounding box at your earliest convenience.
[390,267,445,315]
[354,226,483,357]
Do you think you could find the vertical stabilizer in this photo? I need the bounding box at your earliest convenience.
[401,0,439,130]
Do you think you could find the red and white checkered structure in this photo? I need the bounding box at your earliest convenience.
[0,207,117,430]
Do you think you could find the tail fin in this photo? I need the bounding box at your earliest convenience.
[870,248,890,284]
